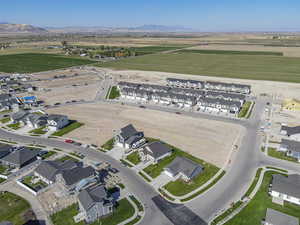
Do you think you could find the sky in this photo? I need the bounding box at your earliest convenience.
[1,0,300,31]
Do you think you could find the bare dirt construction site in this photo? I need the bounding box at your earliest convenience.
[31,68,102,105]
[46,102,243,167]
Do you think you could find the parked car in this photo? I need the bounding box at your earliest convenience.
[73,142,82,146]
[175,112,182,115]
[139,105,146,109]
[64,139,74,144]
[54,102,61,106]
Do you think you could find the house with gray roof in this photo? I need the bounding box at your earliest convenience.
[270,174,300,206]
[197,97,242,114]
[0,221,13,225]
[263,208,298,225]
[115,124,145,150]
[139,142,172,164]
[1,148,38,169]
[166,78,205,89]
[205,91,246,103]
[11,110,29,123]
[204,81,251,94]
[164,156,204,182]
[24,113,48,128]
[279,139,300,162]
[0,144,13,159]
[281,126,300,141]
[47,114,69,131]
[77,184,113,223]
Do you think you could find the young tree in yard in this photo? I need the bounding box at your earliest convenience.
[61,40,68,47]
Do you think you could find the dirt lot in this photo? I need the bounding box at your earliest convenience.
[31,68,102,105]
[188,44,300,57]
[102,68,300,100]
[46,103,243,167]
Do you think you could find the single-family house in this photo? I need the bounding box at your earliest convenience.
[279,139,300,162]
[0,144,13,159]
[25,113,48,128]
[270,174,300,206]
[11,110,29,123]
[139,142,172,163]
[1,148,38,169]
[114,124,145,149]
[47,114,69,131]
[164,156,204,182]
[280,126,300,141]
[263,208,298,225]
[77,184,114,223]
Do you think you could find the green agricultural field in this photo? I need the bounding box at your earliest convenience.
[129,45,191,55]
[177,49,283,56]
[98,52,300,83]
[0,53,94,73]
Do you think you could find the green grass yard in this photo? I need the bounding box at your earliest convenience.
[57,155,79,162]
[7,122,21,130]
[268,147,298,163]
[29,126,47,135]
[126,151,141,165]
[51,198,135,225]
[98,52,300,83]
[143,141,219,196]
[108,86,121,99]
[225,171,300,225]
[52,122,83,136]
[0,53,94,73]
[0,192,31,225]
[101,138,114,150]
[238,101,252,118]
[0,117,11,124]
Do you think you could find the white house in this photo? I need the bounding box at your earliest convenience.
[270,174,300,206]
[280,126,300,141]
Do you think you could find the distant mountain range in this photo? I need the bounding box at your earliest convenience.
[0,23,47,33]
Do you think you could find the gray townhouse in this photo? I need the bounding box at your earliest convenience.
[169,88,205,100]
[114,124,146,150]
[0,94,19,111]
[164,156,204,182]
[270,174,300,206]
[280,126,300,141]
[205,91,246,104]
[197,97,242,114]
[204,81,251,94]
[139,141,172,164]
[166,78,205,89]
[139,83,170,93]
[263,208,298,225]
[279,139,300,162]
[118,81,140,90]
[77,184,114,223]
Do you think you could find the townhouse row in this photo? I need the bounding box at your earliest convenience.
[118,81,245,114]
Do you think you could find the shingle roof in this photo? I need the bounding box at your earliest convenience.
[61,166,95,186]
[265,208,299,225]
[0,221,13,225]
[78,185,109,211]
[281,126,300,136]
[272,174,300,199]
[1,148,38,166]
[47,114,67,122]
[165,156,203,178]
[0,144,13,158]
[281,139,300,152]
[143,142,172,159]
[119,124,138,140]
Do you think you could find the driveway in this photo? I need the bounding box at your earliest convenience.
[106,146,125,160]
[151,173,174,189]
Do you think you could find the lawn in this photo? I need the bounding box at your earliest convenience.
[238,101,252,118]
[51,198,135,225]
[177,49,283,56]
[126,151,141,165]
[243,168,263,198]
[0,53,94,73]
[129,195,143,212]
[225,171,300,225]
[29,126,47,135]
[268,147,298,163]
[41,151,57,159]
[52,121,84,136]
[0,192,31,225]
[98,52,300,83]
[7,122,21,130]
[143,142,220,196]
[0,117,10,124]
[101,138,114,150]
[108,86,120,99]
[0,164,8,174]
[57,155,79,162]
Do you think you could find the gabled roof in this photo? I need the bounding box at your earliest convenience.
[78,184,110,211]
[61,166,95,186]
[281,139,300,152]
[1,148,38,166]
[119,124,139,140]
[271,174,300,199]
[11,110,28,121]
[0,144,13,158]
[47,114,68,123]
[266,208,299,225]
[165,156,203,178]
[143,142,172,159]
[281,126,300,136]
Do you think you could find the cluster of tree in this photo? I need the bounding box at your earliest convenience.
[60,41,136,58]
[0,42,11,50]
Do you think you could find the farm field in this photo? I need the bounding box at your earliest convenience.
[0,53,94,73]
[177,49,283,56]
[98,52,300,83]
